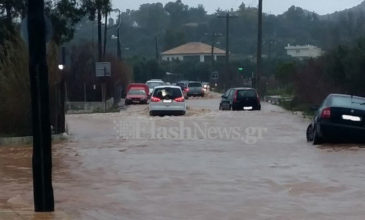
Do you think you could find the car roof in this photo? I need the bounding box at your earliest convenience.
[328,93,365,100]
[146,79,164,83]
[233,87,256,90]
[188,81,202,84]
[154,85,181,89]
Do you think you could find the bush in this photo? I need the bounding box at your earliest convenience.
[0,34,31,136]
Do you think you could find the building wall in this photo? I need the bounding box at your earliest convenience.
[285,45,323,59]
[162,54,225,63]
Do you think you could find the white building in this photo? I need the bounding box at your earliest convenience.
[285,44,323,59]
[161,42,226,63]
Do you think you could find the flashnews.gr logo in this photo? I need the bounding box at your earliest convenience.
[113,119,267,144]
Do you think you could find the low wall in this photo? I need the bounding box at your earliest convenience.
[0,133,68,146]
[264,95,293,105]
[66,98,114,114]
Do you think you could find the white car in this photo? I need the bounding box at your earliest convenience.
[146,79,164,96]
[149,86,186,116]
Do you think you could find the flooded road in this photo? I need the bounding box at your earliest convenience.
[1,96,365,219]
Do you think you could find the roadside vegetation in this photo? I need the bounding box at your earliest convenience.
[273,38,365,114]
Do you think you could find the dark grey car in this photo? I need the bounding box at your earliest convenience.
[186,82,204,97]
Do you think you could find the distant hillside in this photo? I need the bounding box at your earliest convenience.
[67,1,365,59]
[321,0,365,20]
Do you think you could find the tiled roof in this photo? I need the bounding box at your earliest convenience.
[162,42,226,55]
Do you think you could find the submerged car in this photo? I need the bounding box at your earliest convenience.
[149,86,186,116]
[202,82,210,92]
[307,94,365,145]
[219,88,261,111]
[186,81,204,97]
[125,89,148,105]
[146,79,164,96]
[176,81,189,99]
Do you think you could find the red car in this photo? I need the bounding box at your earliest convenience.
[125,88,148,105]
[125,83,149,105]
[126,83,149,95]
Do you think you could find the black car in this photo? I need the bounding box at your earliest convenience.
[219,88,261,111]
[306,94,365,145]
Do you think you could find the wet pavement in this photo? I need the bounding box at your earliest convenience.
[1,96,365,219]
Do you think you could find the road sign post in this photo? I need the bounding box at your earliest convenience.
[96,62,111,112]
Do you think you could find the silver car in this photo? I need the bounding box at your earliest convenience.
[146,79,164,96]
[187,81,204,97]
[149,86,187,116]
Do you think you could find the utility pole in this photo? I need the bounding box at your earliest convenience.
[218,13,237,89]
[28,0,54,212]
[218,13,237,65]
[209,32,221,69]
[103,13,108,58]
[256,0,263,92]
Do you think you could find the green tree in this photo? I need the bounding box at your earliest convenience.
[132,3,168,33]
[82,0,112,60]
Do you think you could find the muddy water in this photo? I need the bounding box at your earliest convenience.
[1,97,365,219]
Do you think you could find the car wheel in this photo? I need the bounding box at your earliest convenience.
[306,124,314,142]
[312,125,323,145]
[149,111,155,116]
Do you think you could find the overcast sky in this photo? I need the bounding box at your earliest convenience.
[113,0,364,15]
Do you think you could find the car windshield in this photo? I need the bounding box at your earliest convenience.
[330,96,365,110]
[237,90,257,98]
[128,89,145,95]
[147,82,164,89]
[188,83,202,87]
[153,87,182,99]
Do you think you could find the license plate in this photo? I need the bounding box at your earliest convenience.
[163,99,172,103]
[342,115,361,122]
[243,106,253,110]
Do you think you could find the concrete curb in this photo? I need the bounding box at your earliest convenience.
[0,133,69,146]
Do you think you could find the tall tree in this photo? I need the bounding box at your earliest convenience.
[82,0,111,60]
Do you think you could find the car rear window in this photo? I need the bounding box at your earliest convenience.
[153,87,182,99]
[147,82,164,88]
[128,89,146,95]
[330,96,365,110]
[237,90,257,98]
[188,82,202,87]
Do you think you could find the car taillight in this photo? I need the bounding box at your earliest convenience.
[233,90,238,102]
[174,97,185,102]
[321,107,331,119]
[151,97,161,102]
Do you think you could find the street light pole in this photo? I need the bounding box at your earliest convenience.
[28,0,54,212]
